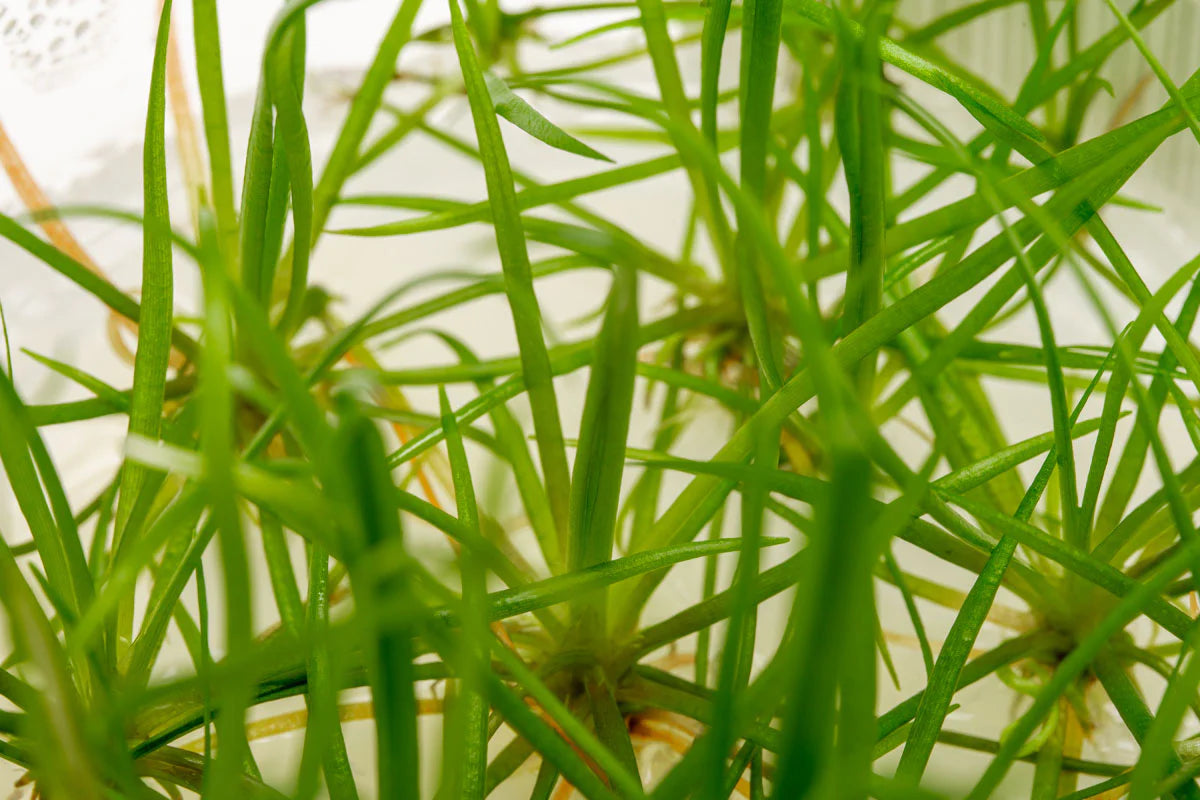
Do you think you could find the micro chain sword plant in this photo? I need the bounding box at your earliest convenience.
[0,0,1198,798]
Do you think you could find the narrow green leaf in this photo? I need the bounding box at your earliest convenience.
[484,536,785,624]
[238,81,276,293]
[448,0,573,540]
[0,214,196,361]
[634,0,734,282]
[835,0,889,368]
[1132,626,1200,799]
[965,531,1200,798]
[304,543,360,800]
[68,487,206,662]
[192,0,237,261]
[1035,0,1178,105]
[904,0,1022,44]
[783,0,1043,142]
[1099,0,1200,145]
[311,0,423,234]
[194,209,258,799]
[1092,650,1200,800]
[569,265,639,582]
[488,644,646,799]
[335,403,418,800]
[484,677,621,800]
[1081,252,1200,540]
[437,388,488,799]
[933,414,1110,493]
[884,548,935,679]
[709,418,776,800]
[258,118,295,305]
[0,370,92,628]
[266,9,314,337]
[0,543,106,798]
[0,300,9,375]
[114,0,176,546]
[700,0,733,149]
[735,0,786,389]
[22,350,132,416]
[484,71,612,162]
[259,511,303,636]
[336,151,701,238]
[586,672,642,789]
[774,441,878,799]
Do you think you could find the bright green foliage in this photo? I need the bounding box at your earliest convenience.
[0,0,1198,798]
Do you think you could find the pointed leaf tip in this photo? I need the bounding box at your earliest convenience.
[484,71,614,163]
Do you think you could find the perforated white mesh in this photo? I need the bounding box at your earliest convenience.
[0,0,113,89]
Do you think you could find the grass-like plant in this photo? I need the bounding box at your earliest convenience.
[0,0,1198,797]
